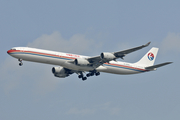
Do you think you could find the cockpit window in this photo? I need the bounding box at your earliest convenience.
[11,49,16,50]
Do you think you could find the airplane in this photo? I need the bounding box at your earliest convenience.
[7,42,172,81]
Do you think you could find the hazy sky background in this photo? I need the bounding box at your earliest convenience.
[0,0,180,120]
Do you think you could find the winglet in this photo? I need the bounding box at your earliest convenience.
[144,42,151,47]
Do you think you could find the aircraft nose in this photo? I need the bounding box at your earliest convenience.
[7,50,12,54]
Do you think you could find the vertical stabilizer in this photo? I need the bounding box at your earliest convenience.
[135,47,159,67]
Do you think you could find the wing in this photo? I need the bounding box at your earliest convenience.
[113,42,151,59]
[87,42,151,67]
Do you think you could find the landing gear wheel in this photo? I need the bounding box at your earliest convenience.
[95,72,100,76]
[78,75,83,78]
[86,73,90,77]
[19,62,23,66]
[82,77,87,81]
[18,59,23,66]
[90,72,94,76]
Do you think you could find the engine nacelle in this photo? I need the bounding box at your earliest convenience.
[100,52,116,61]
[74,58,90,66]
[52,67,69,78]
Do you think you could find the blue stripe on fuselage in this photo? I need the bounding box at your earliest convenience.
[10,51,146,72]
[104,64,145,72]
[9,52,73,60]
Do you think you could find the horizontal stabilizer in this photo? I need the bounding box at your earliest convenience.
[145,62,172,70]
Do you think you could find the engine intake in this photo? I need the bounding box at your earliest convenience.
[74,58,90,66]
[100,52,116,61]
[52,67,69,78]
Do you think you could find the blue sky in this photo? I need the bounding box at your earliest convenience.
[0,0,180,120]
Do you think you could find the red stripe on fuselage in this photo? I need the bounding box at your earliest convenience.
[7,49,147,72]
[7,49,76,60]
[7,50,19,54]
[105,63,147,72]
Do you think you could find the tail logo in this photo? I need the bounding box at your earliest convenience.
[148,52,154,61]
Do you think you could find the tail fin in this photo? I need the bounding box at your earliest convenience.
[135,47,159,67]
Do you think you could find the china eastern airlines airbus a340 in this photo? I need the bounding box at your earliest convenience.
[7,42,172,80]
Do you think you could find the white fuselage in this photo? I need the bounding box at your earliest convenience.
[7,47,148,75]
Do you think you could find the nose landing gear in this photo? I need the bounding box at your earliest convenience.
[18,59,23,66]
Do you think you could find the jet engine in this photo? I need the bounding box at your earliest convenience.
[74,58,90,66]
[52,67,70,78]
[100,52,116,61]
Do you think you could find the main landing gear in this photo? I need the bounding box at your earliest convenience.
[86,71,100,77]
[78,70,100,81]
[18,59,23,66]
[78,72,87,81]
